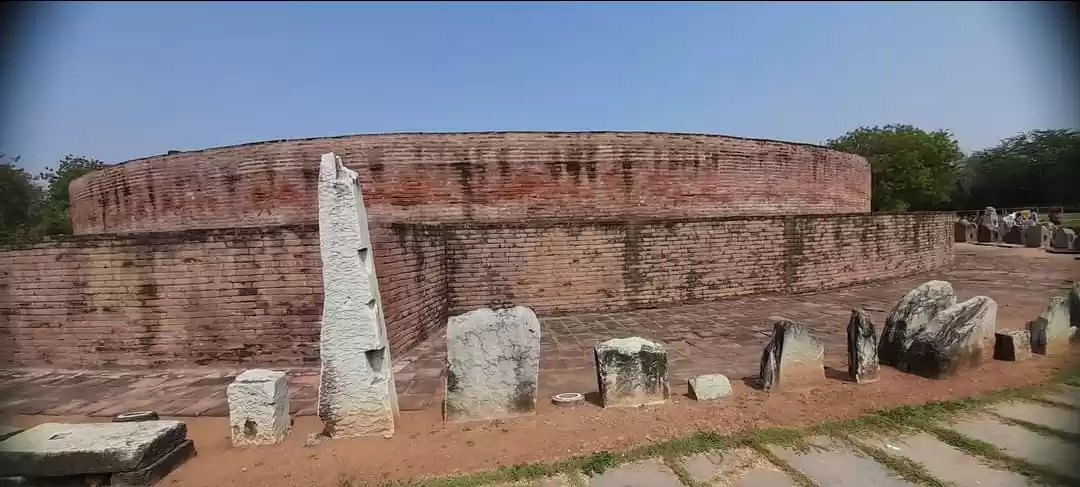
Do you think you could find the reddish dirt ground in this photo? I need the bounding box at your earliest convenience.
[9,348,1078,487]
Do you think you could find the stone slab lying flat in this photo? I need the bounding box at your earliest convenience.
[110,439,195,487]
[989,401,1080,434]
[588,459,683,487]
[0,421,186,477]
[766,436,916,487]
[859,432,1034,487]
[495,473,584,487]
[946,415,1080,481]
[1039,385,1080,408]
[731,468,800,487]
[680,448,798,487]
[0,428,21,442]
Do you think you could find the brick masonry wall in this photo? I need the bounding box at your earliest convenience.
[69,132,870,234]
[0,212,952,367]
[0,223,447,367]
[443,212,956,314]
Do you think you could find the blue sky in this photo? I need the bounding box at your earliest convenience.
[2,1,1076,174]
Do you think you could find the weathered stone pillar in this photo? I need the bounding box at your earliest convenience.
[316,152,397,439]
[1024,225,1050,248]
[1051,227,1076,250]
[846,308,879,383]
[594,337,669,408]
[227,369,290,446]
[1028,296,1071,356]
[444,306,541,422]
[759,320,824,391]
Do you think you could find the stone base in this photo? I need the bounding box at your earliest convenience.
[0,440,194,487]
[688,374,732,401]
[0,422,187,478]
[227,369,290,446]
[993,330,1031,362]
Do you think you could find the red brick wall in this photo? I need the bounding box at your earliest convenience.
[0,213,952,368]
[69,132,870,234]
[444,212,956,314]
[0,224,447,367]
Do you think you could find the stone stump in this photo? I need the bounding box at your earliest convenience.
[594,337,669,408]
[227,369,290,446]
[846,308,879,383]
[1024,225,1051,248]
[994,329,1032,362]
[759,320,825,391]
[1002,225,1024,245]
[688,374,732,401]
[878,280,957,370]
[904,296,998,379]
[444,306,541,422]
[1028,296,1071,355]
[954,220,975,243]
[976,224,1000,243]
[1051,227,1076,250]
[316,152,397,439]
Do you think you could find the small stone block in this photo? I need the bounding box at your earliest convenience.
[594,337,669,408]
[227,369,290,446]
[994,329,1031,361]
[688,374,732,401]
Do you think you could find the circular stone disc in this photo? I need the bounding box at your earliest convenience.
[551,392,585,407]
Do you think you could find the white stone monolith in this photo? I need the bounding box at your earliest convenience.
[316,152,397,439]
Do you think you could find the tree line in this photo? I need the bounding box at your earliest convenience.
[1,126,1077,238]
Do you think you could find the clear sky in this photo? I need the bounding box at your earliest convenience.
[2,1,1077,175]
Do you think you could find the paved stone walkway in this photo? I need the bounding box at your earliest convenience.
[496,386,1080,486]
[1,244,1077,417]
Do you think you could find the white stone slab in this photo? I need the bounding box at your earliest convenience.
[0,421,186,477]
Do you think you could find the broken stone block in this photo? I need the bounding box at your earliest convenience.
[846,308,879,383]
[1024,225,1051,248]
[904,296,998,379]
[954,220,975,243]
[759,320,825,391]
[0,421,187,478]
[594,337,669,408]
[688,374,732,401]
[994,329,1032,362]
[1002,226,1024,245]
[316,152,397,439]
[444,306,541,422]
[1051,227,1076,250]
[878,280,957,370]
[1029,296,1071,355]
[110,439,195,487]
[227,369,290,446]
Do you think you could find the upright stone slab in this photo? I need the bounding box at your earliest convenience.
[759,320,824,391]
[1028,296,1071,355]
[1070,281,1079,328]
[1051,227,1076,250]
[904,296,998,379]
[316,152,397,439]
[594,337,669,408]
[444,306,541,422]
[227,369,290,446]
[993,329,1032,361]
[1024,224,1051,248]
[846,308,879,383]
[878,280,957,370]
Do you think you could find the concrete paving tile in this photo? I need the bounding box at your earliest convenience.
[766,436,916,487]
[990,401,1080,434]
[859,432,1036,487]
[588,459,683,487]
[946,415,1080,481]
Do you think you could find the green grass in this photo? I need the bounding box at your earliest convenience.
[360,364,1080,487]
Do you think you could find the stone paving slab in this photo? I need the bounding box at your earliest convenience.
[1038,385,1080,408]
[946,415,1080,481]
[680,447,797,487]
[858,432,1035,487]
[990,401,1080,435]
[766,436,916,487]
[1,244,1077,418]
[588,459,683,487]
[730,468,799,487]
[495,473,585,487]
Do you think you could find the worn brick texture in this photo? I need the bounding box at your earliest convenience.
[0,224,446,367]
[69,132,870,234]
[0,213,952,367]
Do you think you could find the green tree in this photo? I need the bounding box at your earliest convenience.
[957,129,1080,209]
[826,124,964,212]
[35,154,106,235]
[0,155,43,238]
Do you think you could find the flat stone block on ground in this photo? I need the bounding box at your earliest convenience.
[109,439,195,487]
[759,320,825,391]
[0,421,187,477]
[731,468,800,487]
[859,432,1033,487]
[989,401,1080,434]
[905,296,997,379]
[879,280,957,370]
[594,337,669,408]
[227,369,290,446]
[946,415,1080,481]
[688,374,732,401]
[766,436,916,487]
[445,306,541,422]
[680,448,797,487]
[588,459,683,487]
[495,473,585,487]
[1039,385,1080,408]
